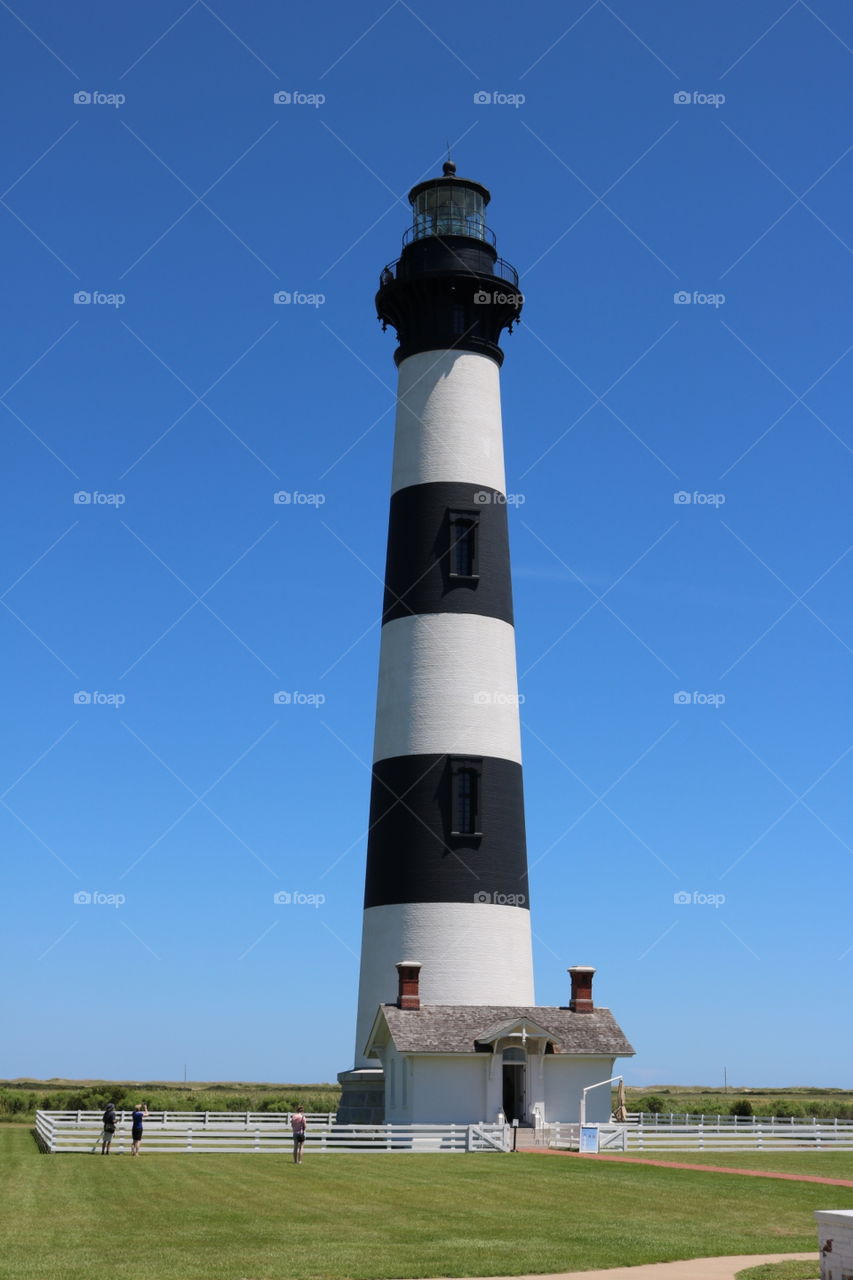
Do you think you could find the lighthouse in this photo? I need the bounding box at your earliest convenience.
[336,163,634,1128]
[337,162,535,1121]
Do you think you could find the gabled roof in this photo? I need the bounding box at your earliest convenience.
[366,1004,635,1058]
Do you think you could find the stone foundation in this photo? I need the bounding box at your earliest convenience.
[336,1068,385,1124]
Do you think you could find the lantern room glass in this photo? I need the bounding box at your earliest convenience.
[412,184,487,242]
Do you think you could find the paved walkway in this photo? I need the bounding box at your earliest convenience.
[529,1149,853,1187]
[469,1254,817,1280]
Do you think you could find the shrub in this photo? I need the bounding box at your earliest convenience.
[730,1100,753,1117]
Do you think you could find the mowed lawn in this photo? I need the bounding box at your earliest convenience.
[0,1127,836,1280]
[600,1151,853,1178]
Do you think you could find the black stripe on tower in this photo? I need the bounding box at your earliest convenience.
[383,482,514,626]
[377,238,522,366]
[364,754,529,909]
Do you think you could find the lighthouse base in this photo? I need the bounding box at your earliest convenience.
[336,1068,385,1124]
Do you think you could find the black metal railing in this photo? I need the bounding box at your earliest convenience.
[403,220,497,248]
[379,255,519,290]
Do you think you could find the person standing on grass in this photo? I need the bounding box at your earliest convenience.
[291,1105,306,1164]
[130,1102,148,1157]
[100,1101,117,1155]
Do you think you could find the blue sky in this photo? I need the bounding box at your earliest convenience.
[1,0,850,1089]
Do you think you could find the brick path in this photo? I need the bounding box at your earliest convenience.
[527,1148,853,1187]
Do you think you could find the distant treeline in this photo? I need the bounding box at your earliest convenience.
[1,1081,340,1121]
[625,1090,853,1119]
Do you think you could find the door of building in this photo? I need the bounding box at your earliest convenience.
[502,1062,525,1122]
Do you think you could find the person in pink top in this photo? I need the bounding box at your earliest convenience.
[291,1105,306,1164]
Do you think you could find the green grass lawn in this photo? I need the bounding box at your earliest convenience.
[0,1127,836,1280]
[600,1150,853,1178]
[735,1264,819,1280]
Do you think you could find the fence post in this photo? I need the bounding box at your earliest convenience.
[187,1127,192,1152]
[204,1111,209,1126]
[255,1127,260,1153]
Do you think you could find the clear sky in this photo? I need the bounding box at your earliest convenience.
[1,0,850,1089]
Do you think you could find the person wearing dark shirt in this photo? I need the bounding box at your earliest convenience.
[130,1103,148,1157]
[100,1102,117,1155]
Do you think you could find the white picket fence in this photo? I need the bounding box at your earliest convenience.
[541,1116,853,1152]
[625,1112,853,1129]
[34,1111,509,1154]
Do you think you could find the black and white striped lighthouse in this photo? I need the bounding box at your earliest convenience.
[338,163,534,1120]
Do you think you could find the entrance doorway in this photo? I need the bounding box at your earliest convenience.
[502,1064,525,1122]
[501,1046,526,1122]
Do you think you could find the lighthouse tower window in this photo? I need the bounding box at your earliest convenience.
[448,511,479,580]
[450,757,482,837]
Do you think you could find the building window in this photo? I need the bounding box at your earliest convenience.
[451,304,467,336]
[450,756,482,837]
[448,510,479,580]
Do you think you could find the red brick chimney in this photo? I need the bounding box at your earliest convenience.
[396,960,422,1010]
[568,966,595,1013]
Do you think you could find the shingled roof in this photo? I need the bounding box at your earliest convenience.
[371,1005,635,1056]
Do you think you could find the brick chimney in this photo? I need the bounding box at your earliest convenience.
[568,966,595,1013]
[396,960,422,1010]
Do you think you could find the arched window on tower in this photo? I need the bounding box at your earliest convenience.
[448,510,479,580]
[450,756,482,837]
